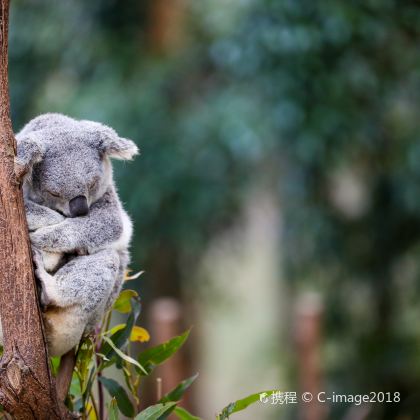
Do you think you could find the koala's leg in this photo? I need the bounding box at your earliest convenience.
[37,250,121,357]
[105,249,130,311]
[35,249,120,311]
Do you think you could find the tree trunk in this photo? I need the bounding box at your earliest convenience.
[0,1,72,418]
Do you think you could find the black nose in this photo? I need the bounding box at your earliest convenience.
[69,195,89,217]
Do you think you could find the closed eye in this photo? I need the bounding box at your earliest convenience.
[47,190,60,198]
[89,178,99,190]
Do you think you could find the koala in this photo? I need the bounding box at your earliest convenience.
[0,113,138,356]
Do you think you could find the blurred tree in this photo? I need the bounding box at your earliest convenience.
[199,0,420,417]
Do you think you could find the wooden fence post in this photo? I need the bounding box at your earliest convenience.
[294,292,327,420]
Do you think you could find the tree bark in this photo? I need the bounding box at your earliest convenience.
[0,1,72,418]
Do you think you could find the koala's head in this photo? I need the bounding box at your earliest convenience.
[16,113,138,217]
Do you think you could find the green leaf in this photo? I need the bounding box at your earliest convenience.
[102,336,147,375]
[160,373,199,403]
[76,337,95,379]
[113,289,138,313]
[99,376,134,418]
[134,402,177,420]
[137,330,190,376]
[174,406,202,420]
[216,390,276,420]
[51,356,61,376]
[101,297,141,358]
[108,397,119,420]
[105,323,126,336]
[96,353,111,362]
[76,337,95,396]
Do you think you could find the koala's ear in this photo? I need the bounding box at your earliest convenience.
[14,132,45,178]
[82,120,139,160]
[102,135,139,160]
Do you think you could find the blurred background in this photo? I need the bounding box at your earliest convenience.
[8,0,420,418]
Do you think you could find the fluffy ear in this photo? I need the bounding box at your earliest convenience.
[101,130,139,160]
[103,136,139,160]
[14,132,45,178]
[81,120,139,160]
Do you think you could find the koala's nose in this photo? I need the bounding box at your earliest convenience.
[69,195,89,217]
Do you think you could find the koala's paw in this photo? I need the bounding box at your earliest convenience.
[31,246,44,268]
[39,287,52,310]
[30,225,74,252]
[26,206,65,231]
[31,249,52,309]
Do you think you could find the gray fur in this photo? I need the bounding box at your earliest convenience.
[0,113,138,356]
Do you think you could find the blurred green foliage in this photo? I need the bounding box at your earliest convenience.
[9,0,420,418]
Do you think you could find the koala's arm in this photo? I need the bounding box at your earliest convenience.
[30,188,126,253]
[25,199,65,232]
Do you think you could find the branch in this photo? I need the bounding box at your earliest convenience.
[0,1,73,417]
[56,350,76,403]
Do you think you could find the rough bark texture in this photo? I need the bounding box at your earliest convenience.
[0,1,72,418]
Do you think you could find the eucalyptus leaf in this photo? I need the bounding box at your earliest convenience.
[159,373,198,403]
[125,270,144,281]
[174,406,202,420]
[134,402,177,420]
[108,397,119,420]
[99,376,134,418]
[137,330,190,376]
[130,325,150,342]
[104,323,126,336]
[101,296,141,357]
[216,390,276,420]
[113,289,138,313]
[102,335,147,375]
